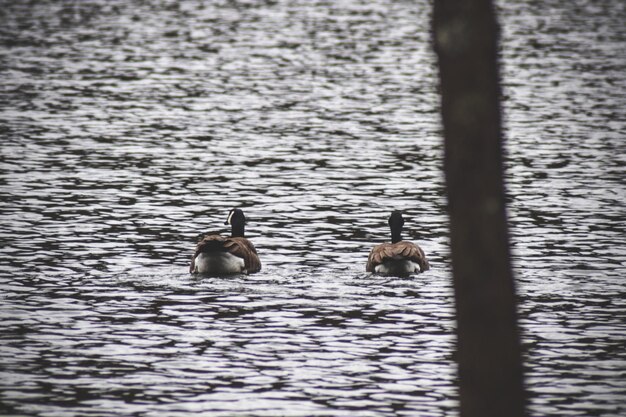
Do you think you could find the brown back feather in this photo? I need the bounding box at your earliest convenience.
[224,237,262,273]
[366,241,429,272]
[190,234,224,273]
[190,234,261,274]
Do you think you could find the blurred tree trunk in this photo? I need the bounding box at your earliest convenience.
[432,1,526,417]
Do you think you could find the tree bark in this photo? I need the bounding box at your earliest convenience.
[432,1,526,417]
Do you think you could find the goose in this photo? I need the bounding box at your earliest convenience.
[366,210,430,276]
[190,208,261,275]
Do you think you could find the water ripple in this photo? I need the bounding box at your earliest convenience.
[1,0,625,416]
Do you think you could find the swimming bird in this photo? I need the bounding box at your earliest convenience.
[366,211,430,276]
[190,208,261,275]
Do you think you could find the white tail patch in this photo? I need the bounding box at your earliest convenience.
[194,252,245,275]
[375,260,420,276]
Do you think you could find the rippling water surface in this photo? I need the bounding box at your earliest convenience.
[1,1,624,416]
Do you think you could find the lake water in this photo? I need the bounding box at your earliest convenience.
[1,0,624,416]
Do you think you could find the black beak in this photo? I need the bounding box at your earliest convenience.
[224,221,229,225]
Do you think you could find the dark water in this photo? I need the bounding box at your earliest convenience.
[0,0,624,416]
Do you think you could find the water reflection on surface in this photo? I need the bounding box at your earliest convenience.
[1,270,456,416]
[1,0,625,416]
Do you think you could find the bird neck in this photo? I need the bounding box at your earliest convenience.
[391,231,402,244]
[231,223,245,238]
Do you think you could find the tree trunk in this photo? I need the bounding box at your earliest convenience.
[432,1,526,417]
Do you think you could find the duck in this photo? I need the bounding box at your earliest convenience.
[366,210,430,276]
[190,208,261,275]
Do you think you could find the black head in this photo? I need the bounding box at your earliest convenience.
[225,208,246,237]
[388,210,405,243]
